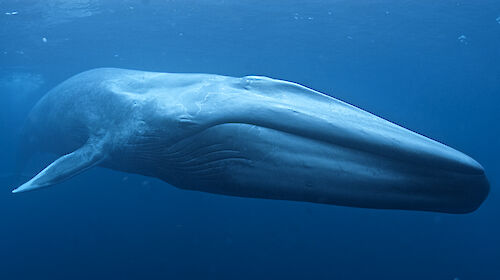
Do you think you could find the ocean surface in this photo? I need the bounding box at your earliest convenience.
[1,1,499,279]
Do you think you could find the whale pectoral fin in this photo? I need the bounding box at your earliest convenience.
[11,139,106,193]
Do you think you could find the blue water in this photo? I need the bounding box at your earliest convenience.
[1,1,499,279]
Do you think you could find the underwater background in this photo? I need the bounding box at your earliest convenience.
[0,0,499,279]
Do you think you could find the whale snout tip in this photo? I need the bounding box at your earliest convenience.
[454,151,485,175]
[12,186,25,194]
[458,173,490,213]
[467,157,485,175]
[441,151,490,213]
[11,182,37,194]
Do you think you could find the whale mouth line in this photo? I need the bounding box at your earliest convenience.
[199,121,484,177]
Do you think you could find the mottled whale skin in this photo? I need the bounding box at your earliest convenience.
[13,68,489,213]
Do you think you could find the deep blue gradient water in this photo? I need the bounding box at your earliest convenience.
[1,1,499,279]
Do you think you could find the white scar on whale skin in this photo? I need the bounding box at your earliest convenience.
[12,68,489,213]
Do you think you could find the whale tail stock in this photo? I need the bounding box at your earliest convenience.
[11,136,107,193]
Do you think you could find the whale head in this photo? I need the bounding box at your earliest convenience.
[154,74,490,213]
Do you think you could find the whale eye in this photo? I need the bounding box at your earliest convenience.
[176,115,198,128]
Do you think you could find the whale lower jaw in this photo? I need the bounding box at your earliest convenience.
[133,123,488,214]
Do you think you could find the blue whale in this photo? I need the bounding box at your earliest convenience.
[12,68,489,213]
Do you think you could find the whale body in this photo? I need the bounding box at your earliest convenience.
[12,68,489,213]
